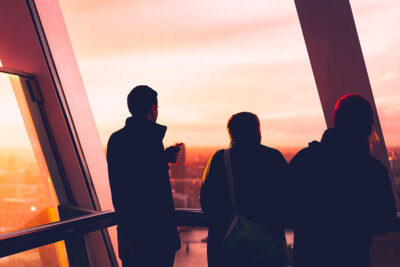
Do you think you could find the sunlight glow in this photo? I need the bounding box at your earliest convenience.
[59,0,326,148]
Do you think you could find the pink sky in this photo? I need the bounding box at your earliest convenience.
[351,0,400,147]
[55,0,400,148]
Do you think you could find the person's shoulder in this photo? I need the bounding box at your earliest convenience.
[260,145,284,156]
[107,127,131,153]
[211,149,225,161]
[289,143,319,165]
[259,145,287,161]
[106,128,126,161]
[293,146,312,158]
[108,128,126,144]
[202,149,225,174]
[204,149,225,167]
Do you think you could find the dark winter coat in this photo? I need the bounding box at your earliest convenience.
[200,141,288,267]
[107,117,180,256]
[288,128,396,267]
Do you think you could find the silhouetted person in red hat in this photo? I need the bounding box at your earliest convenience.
[107,85,181,267]
[289,94,396,267]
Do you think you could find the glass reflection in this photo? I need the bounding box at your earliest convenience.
[0,242,69,267]
[0,73,69,266]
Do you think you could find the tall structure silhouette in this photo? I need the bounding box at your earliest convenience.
[170,143,186,179]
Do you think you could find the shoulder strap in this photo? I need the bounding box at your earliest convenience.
[224,149,236,209]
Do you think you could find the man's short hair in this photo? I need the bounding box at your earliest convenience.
[333,94,373,136]
[127,85,158,117]
[227,112,260,141]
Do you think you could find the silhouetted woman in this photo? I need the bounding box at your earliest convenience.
[201,112,287,267]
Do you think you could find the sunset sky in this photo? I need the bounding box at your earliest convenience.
[0,74,31,148]
[352,0,400,147]
[2,0,398,149]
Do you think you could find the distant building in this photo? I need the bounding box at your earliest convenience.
[170,143,186,179]
[8,156,16,173]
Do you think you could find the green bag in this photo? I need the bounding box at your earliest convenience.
[222,149,286,266]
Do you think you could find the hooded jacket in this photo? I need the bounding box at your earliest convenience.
[289,128,396,267]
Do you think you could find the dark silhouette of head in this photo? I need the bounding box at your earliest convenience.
[227,112,261,144]
[127,85,158,121]
[333,94,373,138]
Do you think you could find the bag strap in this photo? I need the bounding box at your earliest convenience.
[223,149,240,241]
[224,149,236,209]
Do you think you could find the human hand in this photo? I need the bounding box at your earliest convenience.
[165,143,183,163]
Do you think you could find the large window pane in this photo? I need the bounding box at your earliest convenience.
[0,73,69,266]
[59,1,324,265]
[0,73,61,232]
[59,0,325,202]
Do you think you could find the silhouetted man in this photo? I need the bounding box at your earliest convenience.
[201,112,287,267]
[289,94,396,267]
[107,85,181,267]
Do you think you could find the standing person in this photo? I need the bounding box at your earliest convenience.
[289,94,396,267]
[200,112,288,267]
[107,85,181,267]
